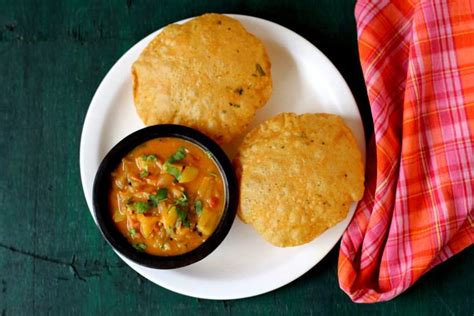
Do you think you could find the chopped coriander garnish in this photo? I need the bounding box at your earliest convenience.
[205,151,213,159]
[129,228,137,237]
[139,170,149,178]
[163,162,182,180]
[156,188,168,200]
[141,154,157,161]
[133,243,146,252]
[176,207,186,221]
[149,195,159,208]
[132,201,150,214]
[183,218,190,228]
[149,188,168,207]
[195,200,203,215]
[175,192,188,207]
[167,147,186,164]
[256,63,266,76]
[229,102,240,108]
[176,207,190,227]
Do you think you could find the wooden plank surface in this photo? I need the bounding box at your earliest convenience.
[0,0,472,314]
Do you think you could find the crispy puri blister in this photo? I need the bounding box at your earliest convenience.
[234,113,365,247]
[132,13,272,144]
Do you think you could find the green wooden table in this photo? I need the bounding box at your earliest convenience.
[1,0,472,314]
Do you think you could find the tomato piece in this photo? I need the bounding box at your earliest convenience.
[208,196,219,208]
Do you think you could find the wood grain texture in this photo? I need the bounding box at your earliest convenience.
[0,0,472,314]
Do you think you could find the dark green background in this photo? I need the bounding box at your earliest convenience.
[0,0,472,314]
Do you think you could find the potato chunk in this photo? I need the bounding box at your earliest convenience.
[197,208,220,236]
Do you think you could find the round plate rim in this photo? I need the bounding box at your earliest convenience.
[79,13,365,300]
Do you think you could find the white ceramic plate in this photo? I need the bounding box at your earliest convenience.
[80,14,365,300]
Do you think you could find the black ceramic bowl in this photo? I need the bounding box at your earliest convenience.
[93,124,238,269]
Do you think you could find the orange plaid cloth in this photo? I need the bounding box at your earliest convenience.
[338,0,474,302]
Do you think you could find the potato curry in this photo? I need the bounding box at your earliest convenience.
[109,138,225,256]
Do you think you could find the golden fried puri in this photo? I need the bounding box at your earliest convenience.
[233,113,365,247]
[132,13,272,144]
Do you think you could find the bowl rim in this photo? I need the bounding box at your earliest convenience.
[92,124,238,269]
